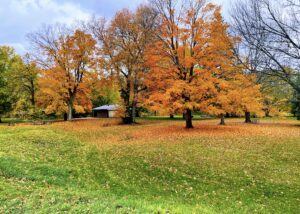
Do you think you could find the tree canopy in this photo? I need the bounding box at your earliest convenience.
[2,0,295,126]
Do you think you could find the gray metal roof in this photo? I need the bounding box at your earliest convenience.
[93,104,119,111]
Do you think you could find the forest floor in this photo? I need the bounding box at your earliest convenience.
[0,118,299,213]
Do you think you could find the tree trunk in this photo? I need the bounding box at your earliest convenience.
[220,114,225,125]
[31,80,36,106]
[67,103,73,120]
[64,113,68,121]
[131,76,138,124]
[296,106,300,120]
[185,109,193,129]
[245,111,252,123]
[67,97,74,121]
[31,91,35,106]
[296,98,300,120]
[0,117,2,123]
[122,77,134,124]
[170,114,174,119]
[123,105,133,124]
[132,104,136,123]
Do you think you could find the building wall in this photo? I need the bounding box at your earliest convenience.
[108,111,116,118]
[93,110,117,118]
[95,110,109,118]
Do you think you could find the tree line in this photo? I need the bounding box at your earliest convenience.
[0,0,298,128]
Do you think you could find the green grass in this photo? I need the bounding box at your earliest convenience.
[0,117,62,124]
[0,119,299,213]
[0,118,29,124]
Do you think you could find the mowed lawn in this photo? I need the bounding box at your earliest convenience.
[0,119,299,213]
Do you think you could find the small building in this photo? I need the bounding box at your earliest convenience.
[92,105,119,118]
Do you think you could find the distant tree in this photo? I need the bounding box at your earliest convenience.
[84,67,121,108]
[6,54,39,119]
[89,80,120,108]
[291,75,300,119]
[259,76,293,117]
[0,46,22,122]
[29,27,96,120]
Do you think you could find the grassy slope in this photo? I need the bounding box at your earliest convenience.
[0,119,299,213]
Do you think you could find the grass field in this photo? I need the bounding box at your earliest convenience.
[0,118,299,213]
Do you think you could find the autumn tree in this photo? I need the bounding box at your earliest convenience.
[29,26,96,120]
[37,66,93,118]
[88,5,157,124]
[146,0,258,128]
[200,7,262,125]
[204,63,263,125]
[147,0,213,128]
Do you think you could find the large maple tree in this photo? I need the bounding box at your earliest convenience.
[146,0,262,128]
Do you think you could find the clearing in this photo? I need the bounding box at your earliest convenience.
[0,119,299,213]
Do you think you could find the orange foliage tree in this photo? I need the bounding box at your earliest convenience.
[89,6,157,124]
[198,8,262,125]
[37,67,93,118]
[146,0,262,128]
[29,27,96,120]
[211,73,262,125]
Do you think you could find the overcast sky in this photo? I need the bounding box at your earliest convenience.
[0,0,232,55]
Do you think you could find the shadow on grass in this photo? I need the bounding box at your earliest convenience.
[141,116,216,121]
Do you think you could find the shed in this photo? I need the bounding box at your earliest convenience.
[92,105,119,118]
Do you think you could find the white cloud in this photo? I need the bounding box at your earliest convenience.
[0,0,91,55]
[8,0,91,25]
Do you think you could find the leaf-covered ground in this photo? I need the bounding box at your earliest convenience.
[0,119,299,213]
